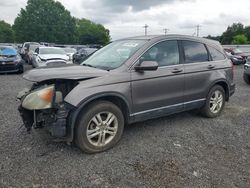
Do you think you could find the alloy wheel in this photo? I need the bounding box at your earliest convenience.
[86,112,118,147]
[209,90,223,114]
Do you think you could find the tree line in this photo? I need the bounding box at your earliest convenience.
[0,0,110,45]
[206,23,250,45]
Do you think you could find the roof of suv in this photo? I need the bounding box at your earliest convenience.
[121,34,221,47]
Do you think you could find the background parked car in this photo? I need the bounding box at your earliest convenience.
[26,44,40,65]
[73,47,98,64]
[225,51,245,65]
[63,47,77,62]
[243,61,250,84]
[224,48,249,63]
[32,47,72,67]
[20,42,40,63]
[0,46,24,73]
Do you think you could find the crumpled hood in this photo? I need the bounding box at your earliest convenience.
[23,64,108,82]
[39,54,68,61]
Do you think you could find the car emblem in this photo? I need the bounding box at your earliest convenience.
[2,62,6,65]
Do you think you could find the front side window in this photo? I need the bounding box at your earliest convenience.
[140,40,179,67]
[207,46,225,61]
[35,48,39,54]
[183,41,209,63]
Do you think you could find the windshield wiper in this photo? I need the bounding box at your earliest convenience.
[82,63,96,68]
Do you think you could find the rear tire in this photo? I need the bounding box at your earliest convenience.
[75,101,124,153]
[201,85,225,118]
[243,74,250,84]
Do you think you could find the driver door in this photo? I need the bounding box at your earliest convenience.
[130,40,185,121]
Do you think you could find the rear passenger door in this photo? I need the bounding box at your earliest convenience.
[181,40,218,109]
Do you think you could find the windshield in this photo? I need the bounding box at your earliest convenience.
[64,48,77,53]
[0,47,17,56]
[40,48,66,55]
[81,40,147,70]
[29,45,40,52]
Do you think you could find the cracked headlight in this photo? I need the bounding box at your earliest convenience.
[22,85,54,110]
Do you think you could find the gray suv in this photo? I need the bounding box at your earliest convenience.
[18,35,235,153]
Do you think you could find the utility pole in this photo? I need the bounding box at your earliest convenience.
[143,24,149,36]
[163,28,169,35]
[196,25,201,37]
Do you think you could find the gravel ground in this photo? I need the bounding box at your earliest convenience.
[0,65,249,188]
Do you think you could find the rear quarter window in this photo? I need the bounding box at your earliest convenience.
[182,41,209,63]
[207,46,226,61]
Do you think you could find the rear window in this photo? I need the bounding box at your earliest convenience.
[182,41,209,63]
[207,46,225,61]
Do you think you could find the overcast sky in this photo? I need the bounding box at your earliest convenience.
[1,0,250,40]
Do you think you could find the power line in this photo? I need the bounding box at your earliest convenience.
[143,24,149,36]
[163,28,169,35]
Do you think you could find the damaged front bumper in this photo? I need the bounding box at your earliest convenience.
[17,87,75,140]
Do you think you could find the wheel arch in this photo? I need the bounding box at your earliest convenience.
[67,92,131,142]
[209,80,230,101]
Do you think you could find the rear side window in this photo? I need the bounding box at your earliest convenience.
[182,41,209,63]
[207,46,225,61]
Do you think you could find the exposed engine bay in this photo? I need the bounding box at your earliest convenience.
[18,79,78,139]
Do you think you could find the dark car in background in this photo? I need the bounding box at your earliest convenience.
[17,35,235,153]
[243,62,250,84]
[0,46,24,73]
[73,47,98,64]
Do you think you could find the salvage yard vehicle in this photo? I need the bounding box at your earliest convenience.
[17,35,235,153]
[26,44,40,65]
[63,47,77,62]
[20,42,40,63]
[31,47,72,67]
[243,61,250,84]
[225,51,245,65]
[224,48,249,64]
[0,46,24,73]
[73,47,98,64]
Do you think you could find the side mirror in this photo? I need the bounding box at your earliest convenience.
[134,61,158,72]
[33,52,38,56]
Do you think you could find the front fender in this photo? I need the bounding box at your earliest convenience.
[64,83,132,143]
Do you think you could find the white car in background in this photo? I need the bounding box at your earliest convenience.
[32,47,72,67]
[63,47,77,62]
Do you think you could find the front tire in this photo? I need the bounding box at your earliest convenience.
[201,85,225,118]
[75,101,124,153]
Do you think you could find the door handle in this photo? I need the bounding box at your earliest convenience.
[171,68,183,73]
[207,65,215,69]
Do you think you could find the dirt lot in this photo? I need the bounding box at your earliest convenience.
[0,65,249,188]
